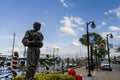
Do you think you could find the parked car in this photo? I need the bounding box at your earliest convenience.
[100,60,112,71]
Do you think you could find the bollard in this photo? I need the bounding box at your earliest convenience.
[11,51,19,78]
[45,54,50,73]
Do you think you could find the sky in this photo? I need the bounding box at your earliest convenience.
[0,0,120,58]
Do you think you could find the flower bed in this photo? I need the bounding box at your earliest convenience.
[14,74,75,80]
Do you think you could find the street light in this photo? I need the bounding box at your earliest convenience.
[106,33,113,71]
[86,21,96,77]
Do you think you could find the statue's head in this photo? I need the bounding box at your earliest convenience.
[33,22,41,32]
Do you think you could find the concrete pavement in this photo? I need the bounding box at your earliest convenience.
[93,71,120,80]
[66,66,120,80]
[74,66,96,80]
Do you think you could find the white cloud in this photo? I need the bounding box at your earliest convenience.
[104,6,120,18]
[40,41,87,58]
[112,34,120,40]
[100,32,109,38]
[110,49,120,57]
[72,40,87,57]
[79,27,84,31]
[115,35,120,39]
[101,26,120,39]
[100,32,117,39]
[114,6,120,18]
[41,43,61,54]
[97,21,107,29]
[60,0,69,8]
[0,36,18,39]
[109,26,120,31]
[60,16,85,36]
[60,16,75,28]
[60,27,77,36]
[0,36,13,39]
[50,45,61,49]
[101,22,107,26]
[73,17,85,25]
[72,39,80,47]
[104,10,113,15]
[58,43,87,58]
[7,46,23,56]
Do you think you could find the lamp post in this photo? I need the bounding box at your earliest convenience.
[86,21,96,77]
[89,35,95,71]
[106,33,113,71]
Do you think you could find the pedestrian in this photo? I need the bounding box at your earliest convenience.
[22,22,44,80]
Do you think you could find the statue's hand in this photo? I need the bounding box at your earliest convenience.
[34,41,43,48]
[38,41,43,48]
[28,41,37,46]
[30,40,43,48]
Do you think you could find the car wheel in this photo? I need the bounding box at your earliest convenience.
[109,68,112,71]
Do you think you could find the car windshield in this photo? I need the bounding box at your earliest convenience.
[101,61,109,64]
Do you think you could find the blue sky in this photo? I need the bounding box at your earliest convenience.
[0,0,120,58]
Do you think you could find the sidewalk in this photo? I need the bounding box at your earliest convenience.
[68,66,120,80]
[93,71,120,80]
[74,67,96,80]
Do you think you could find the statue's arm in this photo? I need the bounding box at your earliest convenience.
[22,31,32,46]
[37,33,44,48]
[41,33,44,41]
[22,31,44,47]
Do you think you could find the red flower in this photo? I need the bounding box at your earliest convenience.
[68,68,76,76]
[76,75,82,80]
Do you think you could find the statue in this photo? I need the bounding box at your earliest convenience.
[22,22,44,80]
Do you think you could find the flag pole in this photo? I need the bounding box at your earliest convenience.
[12,33,15,57]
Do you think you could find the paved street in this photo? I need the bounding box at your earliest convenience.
[112,63,120,72]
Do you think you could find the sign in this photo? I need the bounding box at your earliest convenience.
[99,43,105,49]
[89,35,95,43]
[109,43,113,49]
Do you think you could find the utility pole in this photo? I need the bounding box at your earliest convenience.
[106,33,113,71]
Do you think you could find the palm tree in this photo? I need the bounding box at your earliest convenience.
[79,32,107,58]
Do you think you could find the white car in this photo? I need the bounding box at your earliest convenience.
[100,60,112,71]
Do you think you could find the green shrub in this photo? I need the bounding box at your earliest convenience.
[14,74,75,80]
[14,76,26,80]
